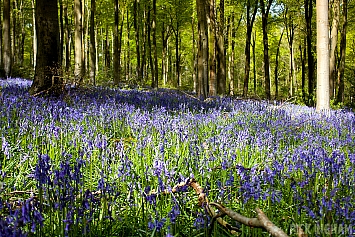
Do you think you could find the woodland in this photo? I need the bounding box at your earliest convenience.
[1,0,355,237]
[0,0,354,107]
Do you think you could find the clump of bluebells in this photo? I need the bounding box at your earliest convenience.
[1,78,355,236]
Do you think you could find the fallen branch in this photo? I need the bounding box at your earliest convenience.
[209,202,288,237]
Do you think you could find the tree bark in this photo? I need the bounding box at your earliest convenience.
[29,0,61,95]
[196,0,209,99]
[260,0,273,100]
[216,0,226,95]
[134,0,142,81]
[3,0,11,77]
[284,7,296,97]
[336,0,347,104]
[252,31,256,94]
[329,0,340,99]
[209,0,217,96]
[74,0,83,84]
[300,43,306,102]
[305,0,315,105]
[316,0,330,111]
[59,0,64,65]
[113,0,120,85]
[0,0,2,72]
[274,30,284,99]
[152,0,159,88]
[19,1,26,67]
[242,0,258,97]
[64,2,70,73]
[90,0,96,85]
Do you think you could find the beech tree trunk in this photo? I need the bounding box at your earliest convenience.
[90,0,96,85]
[329,0,340,99]
[260,0,273,100]
[209,0,217,96]
[196,0,209,99]
[152,0,159,88]
[305,0,315,105]
[64,2,70,73]
[74,0,83,84]
[113,0,120,85]
[29,0,60,95]
[274,30,284,99]
[134,0,142,81]
[3,0,11,77]
[216,0,226,95]
[242,0,258,97]
[316,0,330,111]
[0,0,2,72]
[336,0,347,104]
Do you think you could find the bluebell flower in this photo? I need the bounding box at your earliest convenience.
[168,204,180,224]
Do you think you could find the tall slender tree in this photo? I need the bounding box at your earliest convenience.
[329,0,340,99]
[196,0,209,99]
[113,0,120,85]
[134,0,142,81]
[152,0,159,88]
[3,0,11,77]
[316,0,329,111]
[242,0,258,97]
[31,0,37,70]
[260,0,273,100]
[0,0,3,73]
[209,0,217,96]
[74,0,83,83]
[216,0,226,95]
[305,0,315,105]
[90,0,96,85]
[29,0,61,95]
[336,0,347,104]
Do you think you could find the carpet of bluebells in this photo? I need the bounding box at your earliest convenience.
[1,78,355,237]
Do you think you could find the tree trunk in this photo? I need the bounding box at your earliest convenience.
[113,0,120,85]
[3,0,11,77]
[12,0,17,66]
[74,0,83,84]
[216,0,226,95]
[192,17,197,93]
[209,0,217,96]
[329,0,340,99]
[59,0,64,65]
[316,0,330,111]
[126,7,131,81]
[274,30,284,99]
[196,0,209,99]
[252,31,256,94]
[260,0,272,100]
[336,0,347,104]
[134,0,141,81]
[300,44,306,102]
[29,0,60,95]
[0,0,3,72]
[227,15,237,96]
[17,1,25,67]
[64,2,70,73]
[305,0,315,105]
[90,0,96,85]
[152,0,159,88]
[175,23,181,87]
[242,0,258,97]
[162,22,169,86]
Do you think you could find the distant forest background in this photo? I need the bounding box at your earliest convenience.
[0,0,354,108]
